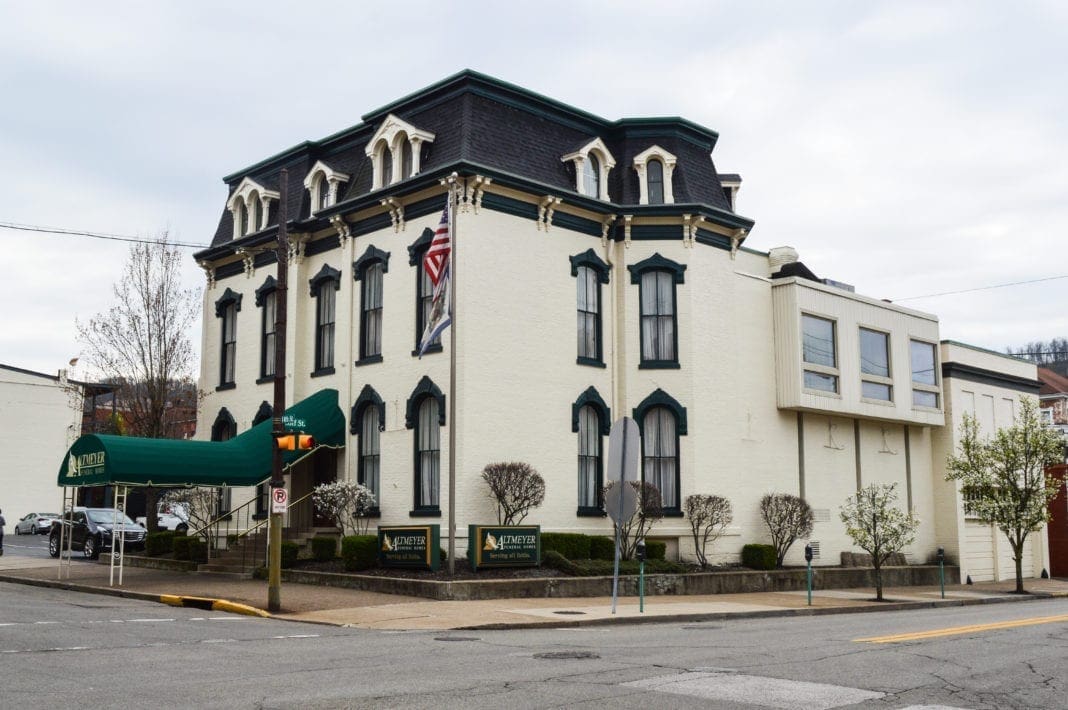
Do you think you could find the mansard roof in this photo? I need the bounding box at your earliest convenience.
[202,70,751,255]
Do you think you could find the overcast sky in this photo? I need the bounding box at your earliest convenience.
[2,1,1065,378]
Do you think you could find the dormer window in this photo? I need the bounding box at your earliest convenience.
[562,138,615,201]
[226,177,280,240]
[632,145,677,205]
[303,161,350,215]
[365,114,436,191]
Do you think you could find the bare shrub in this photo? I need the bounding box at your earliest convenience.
[481,462,546,525]
[684,494,733,568]
[605,481,663,560]
[759,493,814,568]
[312,481,377,536]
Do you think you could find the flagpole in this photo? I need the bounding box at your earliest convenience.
[446,172,458,575]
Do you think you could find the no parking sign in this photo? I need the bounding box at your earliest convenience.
[271,486,288,514]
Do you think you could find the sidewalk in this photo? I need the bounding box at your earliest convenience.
[3,558,1066,631]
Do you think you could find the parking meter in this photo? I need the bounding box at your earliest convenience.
[937,546,945,598]
[636,540,646,561]
[937,547,944,564]
[804,544,813,606]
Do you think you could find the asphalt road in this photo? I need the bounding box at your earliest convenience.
[2,530,59,561]
[2,581,1066,709]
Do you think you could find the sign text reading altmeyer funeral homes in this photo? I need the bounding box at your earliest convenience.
[378,525,440,571]
[67,451,106,478]
[468,525,540,571]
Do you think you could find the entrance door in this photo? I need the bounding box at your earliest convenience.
[1047,465,1068,577]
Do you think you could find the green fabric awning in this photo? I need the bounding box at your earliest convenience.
[57,389,346,488]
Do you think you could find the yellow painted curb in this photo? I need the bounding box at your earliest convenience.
[212,599,271,617]
[160,594,184,607]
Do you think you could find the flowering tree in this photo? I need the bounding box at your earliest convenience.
[946,397,1063,593]
[684,494,733,568]
[840,483,919,601]
[312,481,377,536]
[162,488,220,549]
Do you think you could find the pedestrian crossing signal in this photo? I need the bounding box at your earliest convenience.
[274,433,315,450]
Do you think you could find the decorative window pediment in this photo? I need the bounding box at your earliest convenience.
[562,137,616,201]
[303,160,350,214]
[633,145,677,205]
[226,177,280,239]
[364,114,436,191]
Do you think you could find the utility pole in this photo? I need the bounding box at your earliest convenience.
[268,169,289,613]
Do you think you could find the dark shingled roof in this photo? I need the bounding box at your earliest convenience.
[207,70,747,250]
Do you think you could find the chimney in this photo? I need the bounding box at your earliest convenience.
[768,246,799,277]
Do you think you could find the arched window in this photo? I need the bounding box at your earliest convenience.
[629,254,686,368]
[308,265,341,375]
[415,397,440,510]
[317,174,331,211]
[400,140,412,180]
[380,141,393,187]
[577,405,601,511]
[642,406,677,509]
[583,154,600,198]
[214,288,242,388]
[354,245,390,365]
[248,193,261,234]
[360,406,381,506]
[210,408,236,514]
[647,159,664,205]
[406,376,444,514]
[235,202,247,237]
[255,276,277,380]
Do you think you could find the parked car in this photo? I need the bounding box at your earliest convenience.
[14,512,60,535]
[49,508,147,559]
[135,502,190,533]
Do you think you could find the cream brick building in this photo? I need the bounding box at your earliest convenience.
[193,71,1042,577]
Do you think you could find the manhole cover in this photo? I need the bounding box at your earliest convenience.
[553,610,587,615]
[434,636,480,642]
[534,651,600,660]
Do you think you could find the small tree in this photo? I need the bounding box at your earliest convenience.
[946,397,1064,593]
[606,481,663,560]
[684,494,733,569]
[840,483,919,601]
[312,481,377,536]
[759,493,814,567]
[481,462,546,525]
[162,488,221,550]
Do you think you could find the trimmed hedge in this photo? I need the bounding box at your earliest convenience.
[146,531,175,557]
[187,538,208,564]
[590,536,615,561]
[541,532,591,561]
[742,543,776,570]
[645,540,667,561]
[341,535,378,571]
[172,535,191,560]
[281,541,300,569]
[311,536,337,562]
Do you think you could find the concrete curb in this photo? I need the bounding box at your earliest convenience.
[0,574,270,618]
[456,592,1058,631]
[160,594,270,617]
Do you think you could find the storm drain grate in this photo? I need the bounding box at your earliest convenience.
[534,651,600,660]
[682,625,723,630]
[552,610,587,615]
[434,636,481,642]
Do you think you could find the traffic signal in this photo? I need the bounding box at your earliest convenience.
[274,433,315,450]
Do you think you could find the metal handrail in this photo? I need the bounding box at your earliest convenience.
[232,490,314,542]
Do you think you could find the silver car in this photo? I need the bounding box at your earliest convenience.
[14,512,60,535]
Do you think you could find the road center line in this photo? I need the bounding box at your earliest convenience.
[855,613,1068,643]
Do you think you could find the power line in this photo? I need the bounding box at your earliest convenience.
[0,221,209,249]
[894,274,1068,302]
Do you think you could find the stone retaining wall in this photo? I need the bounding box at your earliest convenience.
[279,565,960,601]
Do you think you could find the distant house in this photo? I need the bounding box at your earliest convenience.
[186,70,1043,579]
[0,364,111,520]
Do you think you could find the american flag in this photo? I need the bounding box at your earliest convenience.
[417,199,453,358]
[423,205,451,286]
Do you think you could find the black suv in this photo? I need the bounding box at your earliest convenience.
[49,508,147,559]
